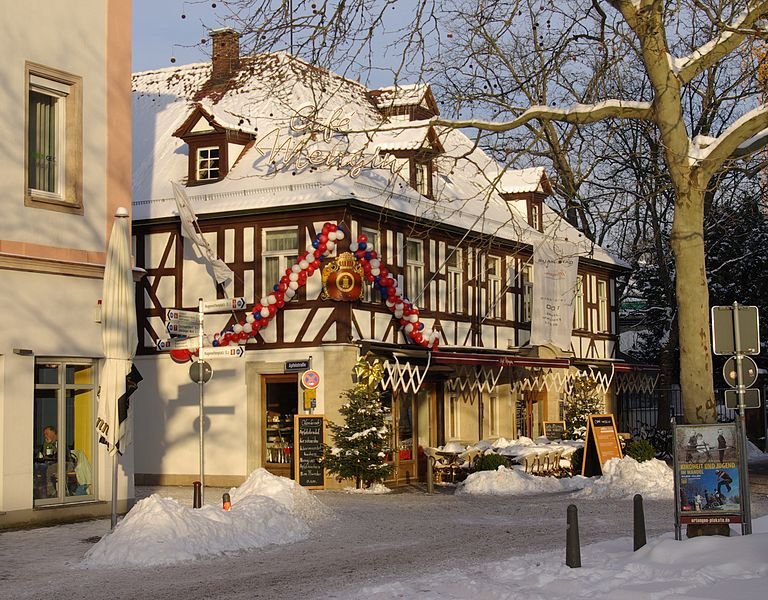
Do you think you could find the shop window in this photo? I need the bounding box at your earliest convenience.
[447,246,463,313]
[25,63,82,211]
[33,360,95,505]
[447,392,460,439]
[263,227,299,295]
[405,238,424,303]
[264,379,298,475]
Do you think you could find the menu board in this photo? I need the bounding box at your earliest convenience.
[581,414,623,476]
[543,421,566,441]
[294,415,325,489]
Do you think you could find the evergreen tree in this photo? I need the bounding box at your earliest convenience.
[324,357,393,489]
[564,374,604,440]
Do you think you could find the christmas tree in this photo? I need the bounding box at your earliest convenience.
[324,357,393,489]
[564,373,604,439]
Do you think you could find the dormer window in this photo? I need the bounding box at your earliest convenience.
[196,146,221,181]
[414,160,431,197]
[529,200,542,231]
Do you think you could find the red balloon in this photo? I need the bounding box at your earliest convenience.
[311,259,321,269]
[329,223,337,232]
[268,304,277,315]
[412,332,424,343]
[170,349,192,363]
[306,267,315,276]
[277,300,285,308]
[359,234,368,243]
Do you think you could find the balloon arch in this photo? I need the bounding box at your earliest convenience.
[171,222,439,362]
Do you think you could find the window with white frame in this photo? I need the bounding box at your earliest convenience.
[573,275,585,329]
[26,63,82,209]
[446,246,463,313]
[487,256,502,319]
[597,279,609,332]
[522,263,534,322]
[196,146,221,181]
[406,238,424,303]
[263,228,298,294]
[488,392,500,436]
[447,392,460,439]
[414,161,430,196]
[530,203,541,230]
[361,227,381,303]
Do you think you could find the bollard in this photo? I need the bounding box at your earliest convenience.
[426,457,434,494]
[192,481,202,509]
[566,504,581,568]
[222,492,231,511]
[633,493,647,551]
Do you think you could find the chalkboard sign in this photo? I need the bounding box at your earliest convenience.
[543,421,566,441]
[294,415,325,489]
[581,414,623,477]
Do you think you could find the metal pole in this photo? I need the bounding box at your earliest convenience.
[566,504,581,568]
[633,494,647,550]
[199,297,205,506]
[732,302,752,535]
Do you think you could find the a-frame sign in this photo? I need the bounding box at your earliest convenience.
[581,414,623,477]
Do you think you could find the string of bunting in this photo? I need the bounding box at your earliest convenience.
[169,224,439,362]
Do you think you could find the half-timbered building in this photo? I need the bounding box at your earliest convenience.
[131,29,650,488]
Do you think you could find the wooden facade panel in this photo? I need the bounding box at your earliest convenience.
[301,307,335,343]
[145,232,175,269]
[352,308,372,339]
[146,274,176,312]
[285,308,312,343]
[244,227,254,262]
[322,322,337,342]
[224,228,235,262]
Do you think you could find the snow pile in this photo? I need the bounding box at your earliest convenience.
[456,456,673,499]
[747,440,768,461]
[575,457,674,500]
[346,516,768,600]
[82,469,331,567]
[344,483,392,494]
[456,466,587,496]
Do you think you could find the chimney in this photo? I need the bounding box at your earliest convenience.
[210,28,241,82]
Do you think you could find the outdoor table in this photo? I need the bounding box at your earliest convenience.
[435,450,462,483]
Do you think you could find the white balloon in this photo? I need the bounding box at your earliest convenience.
[298,260,309,270]
[369,259,380,269]
[243,323,252,333]
[245,313,255,323]
[289,281,299,290]
[285,288,296,298]
[366,243,375,252]
[408,314,418,322]
[267,295,276,304]
[326,241,336,252]
[233,323,243,333]
[349,242,358,251]
[289,272,298,282]
[291,264,301,273]
[385,299,395,308]
[328,231,337,241]
[336,230,345,240]
[371,268,380,276]
[307,244,315,253]
[404,324,414,334]
[395,303,404,311]
[261,307,270,318]
[394,310,403,319]
[260,297,269,306]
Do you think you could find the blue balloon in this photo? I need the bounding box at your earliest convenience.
[365,252,372,260]
[312,239,319,248]
[273,284,279,292]
[254,313,262,320]
[212,339,220,347]
[419,322,424,330]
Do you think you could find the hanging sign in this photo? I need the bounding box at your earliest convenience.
[581,414,623,477]
[321,252,364,301]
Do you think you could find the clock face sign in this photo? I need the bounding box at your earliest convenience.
[321,252,363,301]
[301,369,321,389]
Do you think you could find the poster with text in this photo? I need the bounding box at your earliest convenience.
[674,424,742,525]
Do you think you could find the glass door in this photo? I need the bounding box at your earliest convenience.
[263,375,298,479]
[33,361,96,505]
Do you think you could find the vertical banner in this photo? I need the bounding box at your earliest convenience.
[674,424,742,528]
[529,239,579,351]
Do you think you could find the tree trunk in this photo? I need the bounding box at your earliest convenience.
[669,187,716,423]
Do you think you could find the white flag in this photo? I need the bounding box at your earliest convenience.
[171,182,233,285]
[529,239,580,351]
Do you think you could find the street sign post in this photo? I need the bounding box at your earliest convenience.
[722,356,758,388]
[724,389,761,410]
[156,337,200,351]
[202,297,246,313]
[167,321,199,336]
[166,308,199,323]
[189,361,213,384]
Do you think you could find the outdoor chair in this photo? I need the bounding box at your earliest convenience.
[424,447,453,483]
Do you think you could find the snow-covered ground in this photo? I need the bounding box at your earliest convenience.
[1,456,767,599]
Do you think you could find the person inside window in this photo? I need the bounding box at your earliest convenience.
[34,425,58,498]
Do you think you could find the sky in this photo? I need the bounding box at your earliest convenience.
[25,454,768,599]
[133,0,221,72]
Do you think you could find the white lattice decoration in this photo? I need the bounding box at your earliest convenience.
[615,371,659,394]
[512,368,571,393]
[379,354,431,394]
[446,365,503,394]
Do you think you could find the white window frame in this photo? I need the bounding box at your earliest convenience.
[488,392,500,437]
[414,161,429,196]
[530,203,541,230]
[522,264,534,322]
[573,275,585,330]
[262,227,299,295]
[361,227,381,303]
[447,392,460,439]
[25,63,82,211]
[597,279,609,333]
[447,246,463,313]
[196,146,221,181]
[487,256,502,319]
[405,238,424,303]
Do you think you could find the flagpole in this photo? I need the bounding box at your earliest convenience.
[199,296,205,506]
[111,450,118,529]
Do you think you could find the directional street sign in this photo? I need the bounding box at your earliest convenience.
[167,321,199,336]
[166,308,199,324]
[202,297,246,313]
[156,337,200,351]
[199,345,245,359]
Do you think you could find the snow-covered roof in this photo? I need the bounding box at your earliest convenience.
[369,83,432,109]
[132,52,622,267]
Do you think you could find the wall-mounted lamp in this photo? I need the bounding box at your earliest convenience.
[13,348,33,356]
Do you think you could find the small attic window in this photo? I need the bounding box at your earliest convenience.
[528,198,543,232]
[185,135,228,185]
[196,147,220,181]
[412,159,433,198]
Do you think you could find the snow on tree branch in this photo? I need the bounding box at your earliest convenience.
[692,105,768,175]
